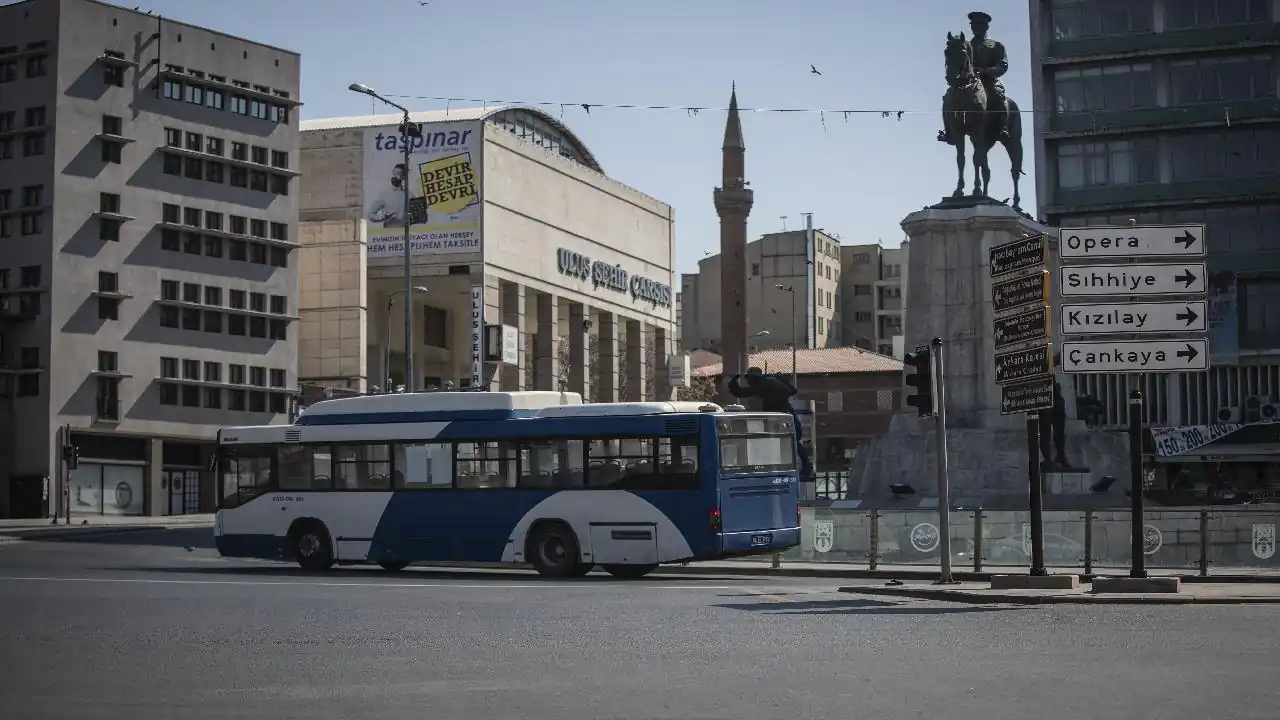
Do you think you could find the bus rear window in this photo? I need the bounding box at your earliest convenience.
[717,417,796,474]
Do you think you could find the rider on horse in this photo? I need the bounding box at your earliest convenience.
[939,11,1011,144]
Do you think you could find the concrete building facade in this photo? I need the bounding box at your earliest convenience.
[298,106,676,402]
[839,242,906,357]
[1029,0,1280,432]
[680,229,844,361]
[0,0,301,519]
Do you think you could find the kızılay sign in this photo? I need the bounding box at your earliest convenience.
[556,248,672,309]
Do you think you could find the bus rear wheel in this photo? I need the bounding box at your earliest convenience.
[527,522,581,579]
[291,523,334,572]
[603,563,658,579]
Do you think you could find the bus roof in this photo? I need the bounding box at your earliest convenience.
[294,390,585,426]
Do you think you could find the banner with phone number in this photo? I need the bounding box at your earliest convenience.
[1150,418,1280,457]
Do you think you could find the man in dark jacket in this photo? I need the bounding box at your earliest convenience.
[727,368,814,479]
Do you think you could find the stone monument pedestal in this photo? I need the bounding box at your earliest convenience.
[848,198,1130,506]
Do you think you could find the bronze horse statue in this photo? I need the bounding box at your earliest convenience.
[938,32,1025,208]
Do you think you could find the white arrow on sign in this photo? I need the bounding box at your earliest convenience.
[1061,338,1210,374]
[1059,224,1206,260]
[1060,263,1206,298]
[1060,300,1208,335]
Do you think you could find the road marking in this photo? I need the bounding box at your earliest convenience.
[0,575,741,591]
[751,592,795,603]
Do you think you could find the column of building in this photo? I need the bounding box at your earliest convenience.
[534,291,558,391]
[596,312,620,403]
[499,281,526,391]
[624,319,647,401]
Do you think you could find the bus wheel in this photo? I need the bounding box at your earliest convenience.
[378,560,410,572]
[527,522,581,579]
[603,564,658,579]
[291,522,334,572]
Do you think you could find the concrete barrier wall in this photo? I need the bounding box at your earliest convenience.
[783,506,1280,572]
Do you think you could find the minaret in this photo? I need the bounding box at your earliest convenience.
[713,83,753,389]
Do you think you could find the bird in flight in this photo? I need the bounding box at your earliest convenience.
[810,64,822,76]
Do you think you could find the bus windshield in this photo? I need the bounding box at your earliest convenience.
[716,415,796,475]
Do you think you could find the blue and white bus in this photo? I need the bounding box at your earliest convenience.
[214,390,801,578]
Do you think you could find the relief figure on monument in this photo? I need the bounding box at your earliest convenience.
[937,11,1026,208]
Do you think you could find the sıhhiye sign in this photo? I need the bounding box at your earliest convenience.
[362,122,482,259]
[556,248,673,309]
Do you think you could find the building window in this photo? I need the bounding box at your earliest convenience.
[184,83,204,106]
[251,146,267,164]
[100,193,121,214]
[160,383,179,406]
[101,142,122,163]
[24,106,46,127]
[22,133,45,156]
[250,171,268,192]
[20,213,42,236]
[1241,277,1280,350]
[103,64,124,87]
[206,137,224,156]
[185,132,202,151]
[25,55,48,78]
[204,387,222,409]
[162,153,182,175]
[269,174,289,195]
[206,161,225,184]
[1170,55,1274,106]
[206,88,225,110]
[21,184,42,208]
[1170,127,1280,183]
[1050,0,1154,40]
[270,150,289,169]
[1166,0,1270,29]
[97,351,118,373]
[424,306,448,348]
[160,357,179,378]
[230,95,248,115]
[162,203,180,224]
[1057,138,1158,188]
[1054,63,1155,114]
[164,128,182,147]
[229,167,247,187]
[160,280,179,301]
[249,99,268,119]
[97,296,118,320]
[162,79,183,100]
[184,157,203,180]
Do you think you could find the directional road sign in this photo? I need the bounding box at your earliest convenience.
[1060,263,1206,298]
[1060,338,1210,374]
[1059,224,1206,260]
[995,343,1053,385]
[989,234,1046,279]
[992,271,1049,314]
[1060,300,1207,336]
[1000,376,1056,416]
[994,306,1050,350]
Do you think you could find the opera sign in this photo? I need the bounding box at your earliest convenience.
[556,248,672,309]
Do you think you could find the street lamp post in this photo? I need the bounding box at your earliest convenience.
[384,286,429,390]
[349,82,423,391]
[775,284,798,388]
[742,330,770,377]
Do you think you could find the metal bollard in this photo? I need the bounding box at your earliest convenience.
[771,552,781,569]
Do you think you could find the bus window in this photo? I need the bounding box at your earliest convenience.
[218,446,273,509]
[718,418,796,475]
[518,439,583,489]
[332,444,392,490]
[455,441,517,489]
[278,445,331,491]
[394,442,451,488]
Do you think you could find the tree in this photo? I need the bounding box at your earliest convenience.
[676,374,719,403]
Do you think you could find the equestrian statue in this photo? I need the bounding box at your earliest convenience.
[937,11,1026,209]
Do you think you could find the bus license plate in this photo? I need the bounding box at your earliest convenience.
[751,533,772,546]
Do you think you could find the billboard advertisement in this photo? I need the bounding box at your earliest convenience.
[361,121,482,259]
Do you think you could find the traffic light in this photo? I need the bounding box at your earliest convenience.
[63,444,79,470]
[904,346,935,417]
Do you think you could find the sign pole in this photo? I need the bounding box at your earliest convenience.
[931,336,954,584]
[1026,411,1046,576]
[1128,389,1147,579]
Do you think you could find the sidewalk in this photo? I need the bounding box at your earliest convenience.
[838,580,1280,605]
[0,514,214,540]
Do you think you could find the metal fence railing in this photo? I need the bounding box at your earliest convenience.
[781,506,1280,577]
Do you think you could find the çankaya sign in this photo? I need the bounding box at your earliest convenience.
[1060,338,1209,374]
[556,248,673,309]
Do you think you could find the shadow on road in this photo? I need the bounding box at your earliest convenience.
[714,596,1021,615]
[13,528,216,549]
[96,563,743,584]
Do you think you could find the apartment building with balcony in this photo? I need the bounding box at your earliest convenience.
[0,0,300,518]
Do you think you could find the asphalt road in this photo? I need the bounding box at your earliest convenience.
[1,528,1277,720]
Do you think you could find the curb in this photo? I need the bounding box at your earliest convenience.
[650,564,1280,585]
[0,524,212,542]
[839,585,1280,605]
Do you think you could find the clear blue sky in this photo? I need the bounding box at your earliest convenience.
[91,0,1037,275]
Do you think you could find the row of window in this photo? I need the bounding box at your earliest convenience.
[0,47,48,83]
[160,69,290,125]
[161,151,291,196]
[225,437,703,494]
[0,211,42,238]
[160,280,289,315]
[1055,126,1280,189]
[161,227,291,268]
[1051,0,1271,41]
[158,305,289,340]
[162,202,290,242]
[159,383,291,414]
[160,356,288,388]
[1053,55,1273,116]
[0,265,41,290]
[163,128,290,170]
[0,184,43,237]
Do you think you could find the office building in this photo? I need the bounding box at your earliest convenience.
[297,105,676,400]
[0,0,300,518]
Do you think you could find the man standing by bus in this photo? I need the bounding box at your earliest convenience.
[727,367,814,479]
